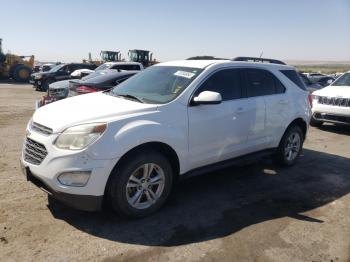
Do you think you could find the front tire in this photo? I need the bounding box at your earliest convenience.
[310,117,323,127]
[107,150,173,218]
[41,78,54,91]
[276,125,304,166]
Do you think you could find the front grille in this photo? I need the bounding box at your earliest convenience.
[318,96,350,107]
[23,137,48,165]
[31,122,53,135]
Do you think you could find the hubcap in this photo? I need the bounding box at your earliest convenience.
[284,132,301,161]
[126,163,165,209]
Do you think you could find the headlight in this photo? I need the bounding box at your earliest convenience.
[34,74,42,79]
[54,123,107,150]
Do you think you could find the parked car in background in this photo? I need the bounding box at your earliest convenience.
[305,72,328,83]
[299,72,323,92]
[68,70,137,97]
[70,62,144,78]
[45,70,118,103]
[30,63,97,91]
[317,76,335,87]
[36,70,138,107]
[22,58,311,218]
[311,71,350,127]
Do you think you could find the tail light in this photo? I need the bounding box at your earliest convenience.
[76,86,97,94]
[308,93,313,107]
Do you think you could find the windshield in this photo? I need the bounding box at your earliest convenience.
[332,73,350,86]
[49,64,65,72]
[95,63,112,71]
[110,66,203,104]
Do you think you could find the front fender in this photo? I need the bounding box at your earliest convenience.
[88,118,189,173]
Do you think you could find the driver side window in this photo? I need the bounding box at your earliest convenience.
[195,69,243,101]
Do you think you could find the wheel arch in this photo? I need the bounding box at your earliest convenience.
[104,141,180,196]
[288,117,308,139]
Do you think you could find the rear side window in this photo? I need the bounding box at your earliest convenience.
[245,69,285,97]
[195,69,242,101]
[280,70,306,90]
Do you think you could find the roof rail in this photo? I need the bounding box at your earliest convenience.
[232,56,286,65]
[187,56,228,60]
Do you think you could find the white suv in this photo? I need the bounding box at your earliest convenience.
[311,72,350,126]
[21,58,311,218]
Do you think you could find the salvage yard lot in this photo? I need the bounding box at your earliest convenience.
[1,83,350,262]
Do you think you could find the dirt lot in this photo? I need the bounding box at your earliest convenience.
[0,83,350,262]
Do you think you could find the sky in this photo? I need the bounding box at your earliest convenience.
[1,0,350,63]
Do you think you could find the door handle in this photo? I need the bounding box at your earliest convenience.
[235,107,245,114]
[279,99,289,104]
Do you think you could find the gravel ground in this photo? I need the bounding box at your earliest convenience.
[0,83,350,262]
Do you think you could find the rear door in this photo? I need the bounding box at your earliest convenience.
[243,68,288,150]
[241,68,269,151]
[263,70,291,147]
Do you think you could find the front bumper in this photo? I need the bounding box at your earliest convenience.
[312,102,350,125]
[20,129,118,211]
[21,164,103,211]
[313,112,350,125]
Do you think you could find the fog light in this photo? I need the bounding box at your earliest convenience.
[57,171,91,187]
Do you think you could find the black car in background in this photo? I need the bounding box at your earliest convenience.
[30,63,97,91]
[68,70,138,96]
[37,70,138,107]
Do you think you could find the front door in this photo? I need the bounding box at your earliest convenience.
[188,68,251,169]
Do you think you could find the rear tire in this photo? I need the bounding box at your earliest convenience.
[12,64,32,82]
[276,125,304,166]
[107,150,173,218]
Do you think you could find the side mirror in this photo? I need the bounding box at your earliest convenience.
[327,79,333,85]
[192,91,222,106]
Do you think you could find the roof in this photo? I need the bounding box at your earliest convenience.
[157,60,294,70]
[103,61,142,65]
[158,60,226,69]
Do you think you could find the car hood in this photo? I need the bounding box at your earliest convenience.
[32,92,158,132]
[313,85,350,98]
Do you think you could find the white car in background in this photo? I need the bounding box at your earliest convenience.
[70,61,144,78]
[21,58,311,218]
[311,72,350,126]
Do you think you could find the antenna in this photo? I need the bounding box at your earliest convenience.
[259,51,263,58]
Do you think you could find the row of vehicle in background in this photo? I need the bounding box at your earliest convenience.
[36,62,142,107]
[30,63,97,90]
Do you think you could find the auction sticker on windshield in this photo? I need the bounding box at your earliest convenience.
[174,71,196,79]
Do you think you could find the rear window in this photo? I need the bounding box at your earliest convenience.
[280,70,306,90]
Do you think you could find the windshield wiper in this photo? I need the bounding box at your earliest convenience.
[113,93,144,103]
